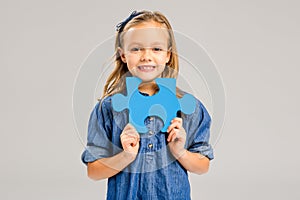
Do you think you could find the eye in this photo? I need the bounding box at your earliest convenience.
[130,47,141,52]
[152,47,163,52]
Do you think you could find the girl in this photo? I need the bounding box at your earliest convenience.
[81,10,214,200]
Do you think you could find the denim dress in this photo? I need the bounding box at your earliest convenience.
[81,94,214,200]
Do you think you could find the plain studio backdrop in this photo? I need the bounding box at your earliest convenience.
[1,0,299,199]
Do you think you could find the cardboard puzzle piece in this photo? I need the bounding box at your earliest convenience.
[111,77,196,133]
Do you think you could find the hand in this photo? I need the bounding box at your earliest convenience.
[120,123,140,160]
[167,117,187,159]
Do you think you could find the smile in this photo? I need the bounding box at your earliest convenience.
[138,65,155,72]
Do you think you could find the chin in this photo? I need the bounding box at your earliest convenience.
[139,78,155,83]
[137,75,160,83]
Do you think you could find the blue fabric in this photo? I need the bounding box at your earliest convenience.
[81,94,214,200]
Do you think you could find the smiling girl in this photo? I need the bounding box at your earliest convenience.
[81,10,214,200]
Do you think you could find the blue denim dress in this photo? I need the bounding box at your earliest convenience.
[81,94,214,200]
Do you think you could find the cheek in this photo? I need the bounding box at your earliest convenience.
[126,60,136,70]
[125,56,136,70]
[157,55,169,64]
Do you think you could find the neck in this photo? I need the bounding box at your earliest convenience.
[138,82,159,96]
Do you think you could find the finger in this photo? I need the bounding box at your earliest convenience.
[172,117,182,124]
[167,121,181,132]
[167,129,178,142]
[121,126,139,136]
[123,123,132,130]
[130,137,139,146]
[173,121,181,129]
[122,137,137,147]
[122,131,140,142]
[123,123,135,132]
[121,133,139,144]
[170,132,177,142]
[122,130,138,137]
[123,131,140,141]
[172,118,182,128]
[169,117,182,128]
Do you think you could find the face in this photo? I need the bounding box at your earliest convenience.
[119,21,171,83]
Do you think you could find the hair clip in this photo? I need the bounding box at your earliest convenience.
[116,11,142,32]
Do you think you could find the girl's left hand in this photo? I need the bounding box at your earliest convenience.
[167,117,187,159]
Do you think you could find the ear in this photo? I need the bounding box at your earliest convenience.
[166,50,171,63]
[118,47,127,63]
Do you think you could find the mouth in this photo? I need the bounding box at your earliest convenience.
[137,65,156,72]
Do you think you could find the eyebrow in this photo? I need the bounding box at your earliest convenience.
[128,41,167,46]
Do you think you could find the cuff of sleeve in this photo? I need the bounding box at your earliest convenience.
[81,146,111,165]
[189,144,214,160]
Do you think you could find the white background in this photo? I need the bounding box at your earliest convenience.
[1,0,299,199]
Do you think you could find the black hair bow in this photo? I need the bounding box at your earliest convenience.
[116,11,142,32]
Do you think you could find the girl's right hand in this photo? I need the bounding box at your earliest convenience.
[120,124,140,159]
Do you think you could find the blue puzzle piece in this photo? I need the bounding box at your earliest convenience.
[111,77,196,133]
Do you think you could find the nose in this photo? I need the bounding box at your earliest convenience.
[140,48,152,62]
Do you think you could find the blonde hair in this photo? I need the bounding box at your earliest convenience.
[102,10,183,98]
